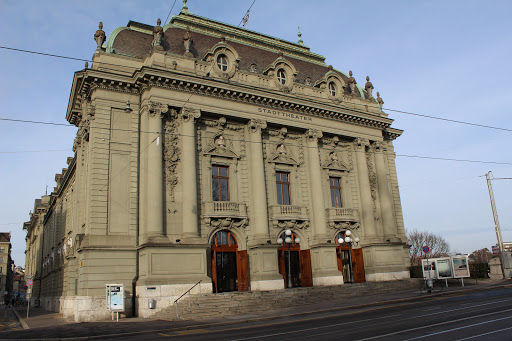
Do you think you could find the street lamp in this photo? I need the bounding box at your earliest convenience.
[338,230,359,284]
[277,229,300,289]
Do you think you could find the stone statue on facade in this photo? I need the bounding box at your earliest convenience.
[277,144,287,156]
[376,92,384,107]
[94,22,106,50]
[153,19,164,49]
[183,26,193,57]
[215,135,226,148]
[365,76,374,97]
[329,152,339,162]
[348,70,357,95]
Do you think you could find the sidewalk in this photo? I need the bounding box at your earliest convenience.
[3,278,511,340]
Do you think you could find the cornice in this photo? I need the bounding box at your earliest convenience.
[69,67,395,132]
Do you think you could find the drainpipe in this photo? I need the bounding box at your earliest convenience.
[132,91,142,317]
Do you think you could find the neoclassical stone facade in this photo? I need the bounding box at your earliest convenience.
[24,7,410,321]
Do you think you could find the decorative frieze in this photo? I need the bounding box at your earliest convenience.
[163,109,180,202]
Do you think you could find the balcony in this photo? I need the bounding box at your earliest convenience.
[269,205,307,220]
[203,201,248,219]
[326,207,359,222]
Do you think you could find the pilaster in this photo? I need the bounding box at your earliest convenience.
[180,107,201,241]
[374,142,400,242]
[306,129,329,243]
[247,119,270,245]
[354,138,378,242]
[142,102,168,244]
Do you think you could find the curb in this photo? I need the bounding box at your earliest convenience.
[5,281,512,341]
[11,307,30,330]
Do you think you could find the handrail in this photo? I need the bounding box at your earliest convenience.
[174,280,202,304]
[174,280,202,319]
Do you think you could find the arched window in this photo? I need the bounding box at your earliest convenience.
[217,55,228,71]
[277,69,286,84]
[328,82,336,96]
[211,230,237,247]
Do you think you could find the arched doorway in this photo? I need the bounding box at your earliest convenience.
[211,230,249,293]
[277,230,313,288]
[335,231,365,283]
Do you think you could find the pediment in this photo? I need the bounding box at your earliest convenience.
[269,152,299,165]
[204,143,239,159]
[323,160,350,171]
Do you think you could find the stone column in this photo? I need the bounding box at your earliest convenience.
[145,102,166,242]
[374,142,399,241]
[306,129,328,242]
[354,138,378,242]
[180,107,201,241]
[248,119,269,244]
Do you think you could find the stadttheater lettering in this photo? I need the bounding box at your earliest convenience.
[258,108,313,122]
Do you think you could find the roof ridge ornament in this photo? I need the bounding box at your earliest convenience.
[297,26,304,45]
[94,22,106,51]
[182,0,189,13]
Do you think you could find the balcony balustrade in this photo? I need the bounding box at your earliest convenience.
[269,205,308,220]
[203,201,247,219]
[326,207,359,222]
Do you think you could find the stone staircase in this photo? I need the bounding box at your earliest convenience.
[158,279,419,321]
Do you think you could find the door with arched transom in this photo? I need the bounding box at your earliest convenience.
[277,231,313,288]
[211,230,249,293]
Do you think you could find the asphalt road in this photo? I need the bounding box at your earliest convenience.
[104,287,512,341]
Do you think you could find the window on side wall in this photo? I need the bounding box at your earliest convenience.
[212,165,229,201]
[276,172,291,205]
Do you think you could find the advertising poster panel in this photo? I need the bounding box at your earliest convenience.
[421,259,438,279]
[451,256,470,278]
[436,258,452,279]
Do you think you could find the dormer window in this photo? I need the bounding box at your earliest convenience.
[329,82,336,96]
[277,69,286,84]
[217,55,228,71]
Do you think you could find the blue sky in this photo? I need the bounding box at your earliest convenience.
[1,0,511,267]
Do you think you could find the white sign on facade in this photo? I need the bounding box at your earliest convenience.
[106,284,124,312]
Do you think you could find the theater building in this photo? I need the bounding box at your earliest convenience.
[25,5,410,321]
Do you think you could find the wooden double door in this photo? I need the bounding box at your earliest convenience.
[278,248,313,288]
[211,231,249,293]
[336,246,366,283]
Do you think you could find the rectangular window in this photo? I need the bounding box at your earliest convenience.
[0,257,3,263]
[330,177,342,208]
[212,165,229,201]
[0,248,4,253]
[276,172,291,205]
[0,267,2,274]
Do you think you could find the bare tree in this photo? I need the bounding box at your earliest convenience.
[469,248,494,263]
[406,229,451,266]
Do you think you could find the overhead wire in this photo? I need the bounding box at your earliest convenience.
[1,44,511,133]
[1,115,511,166]
[164,0,178,24]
